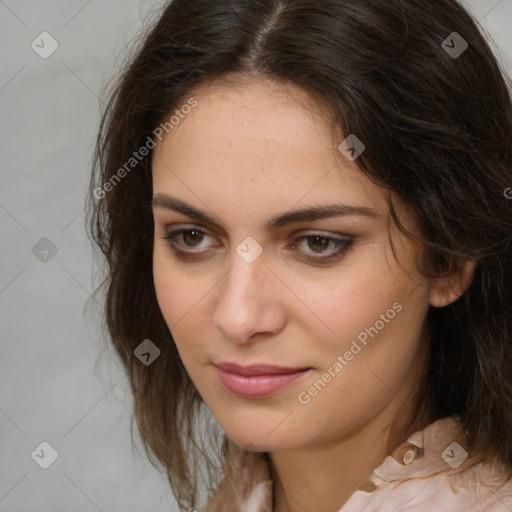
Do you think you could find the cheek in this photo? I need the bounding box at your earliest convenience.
[287,257,430,408]
[291,290,429,444]
[153,252,180,324]
[152,250,197,355]
[153,248,208,324]
[152,249,218,364]
[286,258,406,355]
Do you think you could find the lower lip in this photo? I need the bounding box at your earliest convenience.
[215,367,312,399]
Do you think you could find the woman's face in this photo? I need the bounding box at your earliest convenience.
[151,77,433,451]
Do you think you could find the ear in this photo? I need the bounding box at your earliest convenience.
[429,257,477,308]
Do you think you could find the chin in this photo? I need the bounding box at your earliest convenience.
[215,410,303,452]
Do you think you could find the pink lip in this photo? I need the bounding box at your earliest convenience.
[215,362,310,375]
[214,362,312,398]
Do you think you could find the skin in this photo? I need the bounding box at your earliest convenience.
[151,76,475,512]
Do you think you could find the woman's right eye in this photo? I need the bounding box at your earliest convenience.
[162,227,219,257]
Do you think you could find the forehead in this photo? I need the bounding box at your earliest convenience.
[151,77,388,218]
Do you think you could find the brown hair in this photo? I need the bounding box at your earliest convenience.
[86,0,512,509]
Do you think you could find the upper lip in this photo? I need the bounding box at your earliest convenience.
[214,362,311,376]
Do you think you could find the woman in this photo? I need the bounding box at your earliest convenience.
[86,0,512,510]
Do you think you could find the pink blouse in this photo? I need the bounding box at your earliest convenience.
[200,415,512,511]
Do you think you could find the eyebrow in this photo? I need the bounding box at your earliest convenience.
[151,193,380,230]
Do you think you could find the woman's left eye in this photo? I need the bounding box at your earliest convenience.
[291,234,354,262]
[162,227,354,263]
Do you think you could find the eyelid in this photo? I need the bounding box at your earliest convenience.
[161,224,350,244]
[160,222,351,238]
[161,224,354,262]
[162,225,217,247]
[290,233,354,262]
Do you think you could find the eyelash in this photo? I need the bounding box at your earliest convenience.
[161,226,354,264]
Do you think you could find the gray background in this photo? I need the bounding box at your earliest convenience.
[1,1,511,511]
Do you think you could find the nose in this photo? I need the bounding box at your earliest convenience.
[212,248,286,344]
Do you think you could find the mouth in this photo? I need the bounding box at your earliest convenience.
[213,362,313,399]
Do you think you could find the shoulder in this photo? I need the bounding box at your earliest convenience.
[339,415,512,511]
